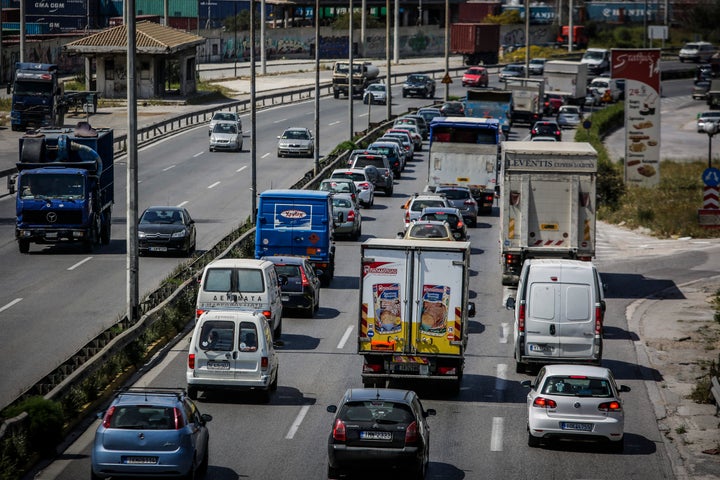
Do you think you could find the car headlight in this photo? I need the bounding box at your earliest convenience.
[138,231,146,239]
[172,230,188,238]
[210,136,217,142]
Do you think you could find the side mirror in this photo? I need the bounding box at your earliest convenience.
[396,231,404,239]
[467,302,476,318]
[424,408,437,417]
[327,405,338,413]
[619,385,631,393]
[521,380,532,388]
[201,413,213,423]
[505,297,516,310]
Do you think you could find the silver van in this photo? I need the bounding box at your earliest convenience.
[196,258,283,338]
[506,259,605,374]
[187,310,278,402]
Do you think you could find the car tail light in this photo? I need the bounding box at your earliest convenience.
[102,406,116,428]
[196,309,205,319]
[555,130,561,136]
[261,356,269,369]
[332,418,347,441]
[300,268,310,287]
[188,353,195,370]
[518,303,526,332]
[262,309,272,320]
[405,209,410,222]
[598,401,622,412]
[437,366,456,375]
[351,193,357,202]
[532,397,557,409]
[464,199,476,206]
[457,220,464,228]
[595,306,603,335]
[172,407,186,429]
[405,421,419,444]
[347,209,356,222]
[359,182,370,190]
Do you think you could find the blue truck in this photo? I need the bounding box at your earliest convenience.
[15,123,114,253]
[255,190,335,286]
[464,89,514,138]
[8,62,97,132]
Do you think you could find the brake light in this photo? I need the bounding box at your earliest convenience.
[102,406,116,428]
[261,356,269,369]
[595,306,603,335]
[464,199,476,206]
[358,182,370,189]
[188,353,195,369]
[437,366,456,375]
[598,401,622,412]
[518,303,526,332]
[405,209,410,222]
[196,309,205,319]
[532,397,557,409]
[172,407,185,429]
[347,209,355,222]
[405,420,419,444]
[262,309,272,320]
[457,220,464,228]
[332,418,347,441]
[300,268,310,287]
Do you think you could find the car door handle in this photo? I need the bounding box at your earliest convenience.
[549,324,556,336]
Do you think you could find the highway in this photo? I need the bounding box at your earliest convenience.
[6,68,720,479]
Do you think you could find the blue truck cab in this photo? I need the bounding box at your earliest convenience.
[255,190,335,286]
[15,123,114,253]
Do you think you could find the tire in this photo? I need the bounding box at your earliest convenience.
[270,368,279,391]
[187,386,198,400]
[528,431,541,447]
[18,239,30,254]
[515,361,526,374]
[100,214,111,245]
[333,89,339,99]
[402,91,407,98]
[352,224,361,241]
[90,467,103,480]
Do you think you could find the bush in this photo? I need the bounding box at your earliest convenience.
[3,397,63,457]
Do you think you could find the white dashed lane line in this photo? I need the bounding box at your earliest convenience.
[337,326,354,349]
[208,181,221,189]
[68,257,93,271]
[0,298,23,314]
[490,417,504,451]
[285,405,310,440]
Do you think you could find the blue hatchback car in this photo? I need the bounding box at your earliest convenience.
[91,388,212,480]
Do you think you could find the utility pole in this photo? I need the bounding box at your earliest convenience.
[349,0,354,140]
[251,0,258,218]
[126,0,139,323]
[314,0,320,175]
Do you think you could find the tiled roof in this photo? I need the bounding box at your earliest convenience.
[64,21,205,55]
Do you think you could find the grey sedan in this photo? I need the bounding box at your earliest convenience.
[278,127,315,157]
[331,193,362,240]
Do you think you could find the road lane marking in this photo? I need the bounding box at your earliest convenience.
[328,121,341,126]
[490,417,504,451]
[68,257,93,271]
[162,165,176,171]
[177,201,189,207]
[337,326,354,349]
[262,153,271,159]
[193,152,203,158]
[358,113,368,117]
[237,165,248,173]
[208,181,221,189]
[0,298,22,313]
[286,405,310,439]
[499,322,509,344]
[273,118,288,124]
[495,363,508,391]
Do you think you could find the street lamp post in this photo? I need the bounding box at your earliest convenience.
[704,121,718,169]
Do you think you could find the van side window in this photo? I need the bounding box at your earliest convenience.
[204,268,232,292]
[239,322,258,351]
[199,320,234,351]
[237,269,264,292]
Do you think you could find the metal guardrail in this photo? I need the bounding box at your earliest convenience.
[712,376,720,415]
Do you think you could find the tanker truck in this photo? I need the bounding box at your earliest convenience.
[332,61,380,98]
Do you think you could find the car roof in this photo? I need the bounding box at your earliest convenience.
[114,388,185,406]
[259,189,329,200]
[344,388,416,403]
[541,364,612,378]
[261,255,309,265]
[436,185,471,192]
[145,205,184,212]
[421,206,462,215]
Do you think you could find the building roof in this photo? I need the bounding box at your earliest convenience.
[64,21,205,55]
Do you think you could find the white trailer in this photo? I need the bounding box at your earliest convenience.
[505,77,545,124]
[543,60,589,105]
[499,141,598,286]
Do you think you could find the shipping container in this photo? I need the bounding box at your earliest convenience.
[138,0,199,17]
[457,1,501,23]
[2,22,50,35]
[585,2,662,23]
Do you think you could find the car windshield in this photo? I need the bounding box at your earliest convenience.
[541,376,612,397]
[583,51,605,60]
[213,123,237,134]
[213,113,235,121]
[140,209,183,224]
[368,84,384,92]
[333,172,365,182]
[283,130,309,140]
[466,68,484,75]
[407,75,426,83]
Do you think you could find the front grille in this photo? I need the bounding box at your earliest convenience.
[21,210,83,225]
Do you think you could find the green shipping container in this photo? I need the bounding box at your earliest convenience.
[136,0,198,17]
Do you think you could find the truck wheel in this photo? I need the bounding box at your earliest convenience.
[101,215,111,245]
[333,90,339,99]
[18,240,30,254]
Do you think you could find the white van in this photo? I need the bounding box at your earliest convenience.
[196,258,283,338]
[588,77,622,103]
[187,310,279,402]
[506,259,605,374]
[580,48,610,76]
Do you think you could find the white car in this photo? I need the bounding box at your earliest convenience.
[362,83,387,105]
[330,168,376,208]
[277,127,314,158]
[402,192,451,229]
[209,121,243,152]
[208,111,242,136]
[522,364,630,452]
[388,125,423,152]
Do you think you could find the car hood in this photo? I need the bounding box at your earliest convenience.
[139,224,187,235]
[211,133,238,140]
[279,139,312,147]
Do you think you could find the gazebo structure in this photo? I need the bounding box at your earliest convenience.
[64,21,206,99]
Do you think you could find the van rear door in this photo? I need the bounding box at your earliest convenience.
[257,195,330,258]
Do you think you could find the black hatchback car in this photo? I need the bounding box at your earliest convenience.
[420,207,468,241]
[262,256,321,318]
[402,73,436,98]
[326,388,436,479]
[530,120,562,141]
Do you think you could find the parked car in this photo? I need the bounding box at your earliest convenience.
[351,153,394,196]
[528,58,546,75]
[138,206,196,256]
[91,388,212,480]
[326,388,436,479]
[263,255,321,317]
[209,121,243,152]
[440,101,465,117]
[416,107,443,125]
[331,192,362,240]
[697,111,720,132]
[556,105,583,129]
[330,168,376,208]
[530,120,562,141]
[401,220,455,241]
[679,41,716,63]
[277,127,314,158]
[522,364,630,452]
[419,207,467,240]
[462,66,489,87]
[318,178,360,206]
[499,63,526,82]
[362,83,387,104]
[208,111,241,135]
[434,185,478,227]
[402,73,436,98]
[402,192,451,229]
[692,80,712,100]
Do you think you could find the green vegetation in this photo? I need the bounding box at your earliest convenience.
[690,354,720,404]
[330,12,385,30]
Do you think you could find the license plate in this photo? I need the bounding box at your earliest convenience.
[360,431,392,441]
[281,295,290,302]
[561,422,593,431]
[149,246,167,252]
[207,361,230,370]
[529,344,553,352]
[123,456,158,464]
[391,363,420,373]
[46,232,57,239]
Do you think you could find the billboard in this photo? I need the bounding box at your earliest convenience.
[612,49,661,187]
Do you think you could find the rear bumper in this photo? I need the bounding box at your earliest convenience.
[328,444,421,470]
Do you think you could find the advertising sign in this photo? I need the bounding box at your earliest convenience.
[612,49,661,186]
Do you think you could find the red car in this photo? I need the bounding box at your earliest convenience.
[543,94,565,115]
[462,66,489,88]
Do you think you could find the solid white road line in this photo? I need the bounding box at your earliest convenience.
[208,181,221,189]
[490,417,504,451]
[68,257,93,271]
[0,298,22,314]
[495,363,508,391]
[337,326,354,349]
[286,405,310,439]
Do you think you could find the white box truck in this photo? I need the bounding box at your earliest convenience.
[358,239,475,392]
[499,141,598,286]
[543,60,589,105]
[505,77,545,125]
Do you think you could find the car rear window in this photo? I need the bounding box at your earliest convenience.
[340,401,414,423]
[354,157,384,169]
[203,268,264,293]
[422,213,459,227]
[109,405,178,430]
[333,172,364,182]
[542,376,611,397]
[332,198,352,208]
[411,199,446,211]
[438,189,469,200]
[199,320,235,352]
[273,264,302,278]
